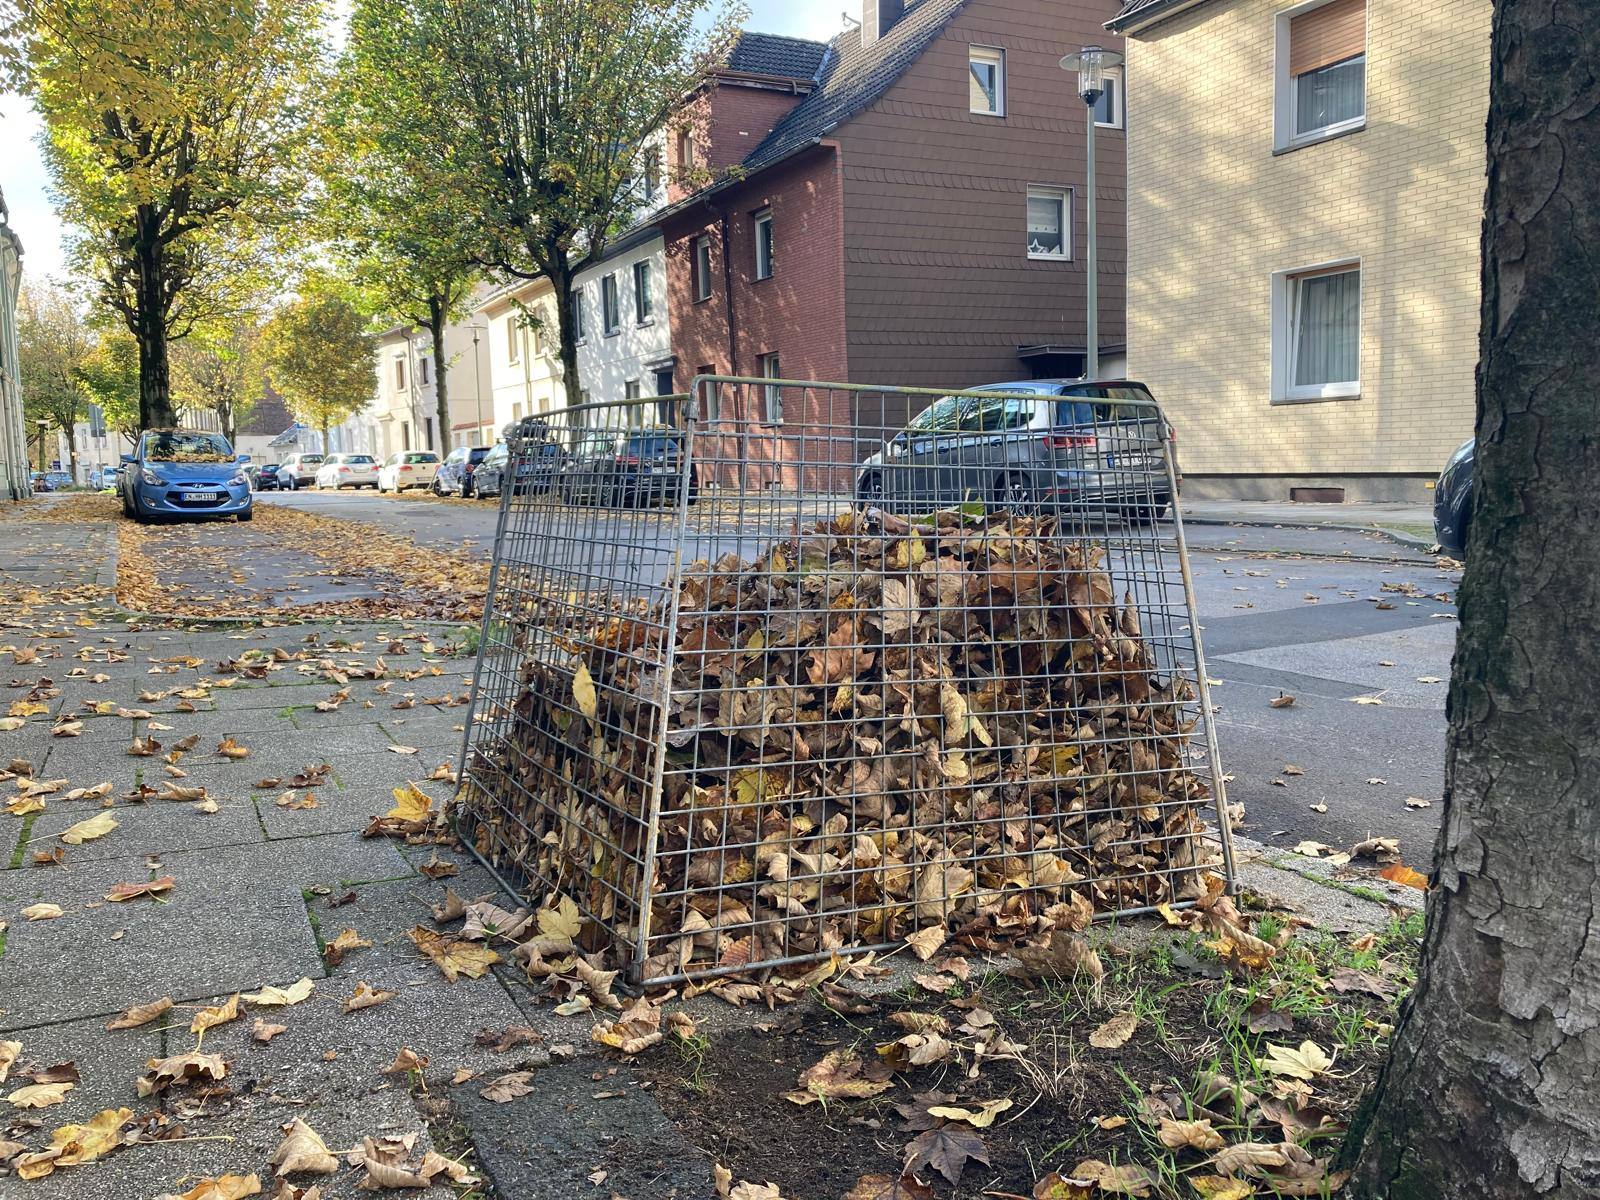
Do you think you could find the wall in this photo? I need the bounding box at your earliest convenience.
[573,235,674,414]
[661,146,851,485]
[367,320,495,459]
[1123,0,1490,499]
[477,280,565,439]
[838,0,1127,395]
[0,209,25,500]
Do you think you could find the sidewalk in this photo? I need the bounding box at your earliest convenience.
[0,504,1425,1198]
[1183,499,1438,548]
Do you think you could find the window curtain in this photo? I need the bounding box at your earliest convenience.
[1294,270,1359,386]
[1296,56,1364,132]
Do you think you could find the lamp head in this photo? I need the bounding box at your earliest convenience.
[1060,45,1124,106]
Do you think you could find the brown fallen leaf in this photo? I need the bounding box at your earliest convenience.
[105,875,176,902]
[191,994,242,1037]
[1269,694,1295,708]
[902,1126,989,1187]
[1010,931,1104,984]
[21,903,64,921]
[137,1051,227,1097]
[59,811,118,845]
[782,1048,891,1105]
[1089,1012,1138,1049]
[217,737,251,760]
[419,852,459,880]
[1379,862,1429,890]
[408,926,499,981]
[324,927,371,967]
[155,1173,262,1200]
[7,1081,74,1109]
[1070,1159,1153,1196]
[270,1117,339,1176]
[252,1019,287,1043]
[1156,1117,1226,1152]
[243,978,315,1006]
[126,735,162,757]
[843,1174,935,1200]
[0,1042,19,1083]
[343,982,396,1012]
[383,1047,429,1075]
[592,997,666,1057]
[480,1071,538,1103]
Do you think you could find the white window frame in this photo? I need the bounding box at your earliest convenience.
[968,45,1005,117]
[601,273,620,335]
[1094,65,1124,129]
[573,287,587,342]
[693,236,713,302]
[394,356,407,389]
[623,379,641,402]
[633,260,653,323]
[418,357,430,385]
[758,352,783,424]
[504,315,520,364]
[753,210,774,280]
[1274,0,1368,152]
[1025,185,1072,261]
[1270,258,1362,403]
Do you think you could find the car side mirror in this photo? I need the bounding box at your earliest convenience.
[236,454,251,464]
[120,454,135,464]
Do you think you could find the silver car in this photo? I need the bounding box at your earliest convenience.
[855,379,1177,525]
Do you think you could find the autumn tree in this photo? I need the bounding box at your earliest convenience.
[7,0,324,430]
[259,287,374,451]
[74,330,143,448]
[327,4,478,454]
[395,0,737,407]
[172,319,262,447]
[1340,3,1600,1195]
[17,283,91,478]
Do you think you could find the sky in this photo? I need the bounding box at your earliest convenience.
[0,0,846,289]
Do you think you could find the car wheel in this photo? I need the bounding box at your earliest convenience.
[283,475,295,491]
[856,471,884,507]
[238,509,253,523]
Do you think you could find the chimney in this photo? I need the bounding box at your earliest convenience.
[861,0,905,45]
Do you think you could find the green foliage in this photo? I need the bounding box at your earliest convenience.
[381,0,741,404]
[10,0,327,425]
[259,286,375,440]
[74,332,142,441]
[171,318,264,444]
[18,284,91,435]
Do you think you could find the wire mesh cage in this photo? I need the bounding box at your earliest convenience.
[455,377,1234,987]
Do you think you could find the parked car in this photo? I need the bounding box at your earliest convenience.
[315,453,379,490]
[1433,437,1474,558]
[561,427,698,508]
[276,452,324,490]
[29,471,51,493]
[472,441,555,499]
[44,470,74,491]
[377,451,441,493]
[89,467,118,490]
[433,445,491,498]
[120,428,252,523]
[854,379,1176,525]
[245,463,284,491]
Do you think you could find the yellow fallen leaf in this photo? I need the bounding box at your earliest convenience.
[386,783,432,822]
[52,1105,134,1167]
[408,926,500,981]
[21,903,63,921]
[160,1173,262,1200]
[572,662,597,719]
[8,1081,74,1109]
[0,1041,19,1081]
[59,812,119,845]
[216,737,251,759]
[191,994,242,1038]
[106,997,173,1030]
[243,978,315,1007]
[536,894,583,942]
[344,982,396,1012]
[1089,1012,1137,1049]
[270,1117,339,1176]
[1260,1040,1335,1080]
[925,1098,1012,1128]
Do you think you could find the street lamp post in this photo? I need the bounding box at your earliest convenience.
[1060,45,1123,382]
[470,325,486,444]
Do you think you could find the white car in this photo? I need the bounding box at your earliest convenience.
[314,453,380,489]
[377,451,441,493]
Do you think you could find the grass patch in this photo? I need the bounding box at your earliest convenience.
[8,811,40,869]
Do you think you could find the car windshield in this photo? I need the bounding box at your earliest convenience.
[1054,384,1158,427]
[299,454,324,465]
[406,453,438,464]
[346,456,375,465]
[469,448,490,463]
[145,432,233,463]
[624,434,681,457]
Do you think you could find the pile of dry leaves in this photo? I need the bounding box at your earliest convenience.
[460,505,1223,983]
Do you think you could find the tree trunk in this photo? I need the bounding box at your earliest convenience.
[428,293,453,455]
[549,254,583,412]
[1341,4,1600,1196]
[133,220,178,431]
[219,401,235,448]
[64,422,78,481]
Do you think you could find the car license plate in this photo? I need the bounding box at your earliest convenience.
[181,490,217,502]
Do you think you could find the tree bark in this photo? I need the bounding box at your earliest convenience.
[428,293,452,454]
[133,216,178,431]
[1341,4,1600,1197]
[548,253,583,412]
[64,422,78,481]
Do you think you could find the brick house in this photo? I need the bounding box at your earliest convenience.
[658,1,1128,471]
[1107,0,1489,501]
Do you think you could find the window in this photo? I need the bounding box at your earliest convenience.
[401,423,411,451]
[1277,0,1365,148]
[424,417,434,450]
[754,210,774,280]
[1093,66,1123,128]
[394,357,407,389]
[759,352,782,423]
[676,127,695,174]
[969,46,1005,116]
[418,357,430,385]
[693,236,713,302]
[697,365,720,420]
[601,274,620,334]
[573,288,587,342]
[1273,262,1361,402]
[633,260,653,323]
[624,379,641,401]
[1026,187,1070,260]
[505,315,520,364]
[530,322,543,356]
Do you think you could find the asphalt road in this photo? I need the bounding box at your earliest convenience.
[261,488,1459,859]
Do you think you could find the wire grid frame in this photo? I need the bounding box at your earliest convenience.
[456,378,1234,987]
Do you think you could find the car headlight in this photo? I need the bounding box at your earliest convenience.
[228,471,248,487]
[143,469,169,487]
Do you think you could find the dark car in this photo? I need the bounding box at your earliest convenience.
[1433,438,1474,557]
[561,427,698,507]
[247,463,284,491]
[855,379,1176,525]
[120,428,252,523]
[433,445,491,498]
[29,471,51,493]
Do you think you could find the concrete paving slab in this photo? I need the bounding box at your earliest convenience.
[18,792,265,865]
[254,753,452,840]
[0,833,415,1031]
[1218,621,1456,710]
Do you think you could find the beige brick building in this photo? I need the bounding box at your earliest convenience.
[1107,0,1491,500]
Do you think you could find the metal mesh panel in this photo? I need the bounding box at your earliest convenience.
[456,379,1234,986]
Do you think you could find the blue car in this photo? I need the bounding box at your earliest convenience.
[1433,437,1474,558]
[120,429,253,523]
